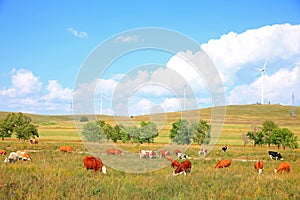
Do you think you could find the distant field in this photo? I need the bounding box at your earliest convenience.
[0,104,299,145]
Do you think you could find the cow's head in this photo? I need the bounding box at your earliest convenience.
[258,169,263,174]
[102,166,107,174]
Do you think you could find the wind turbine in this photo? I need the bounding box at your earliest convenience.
[257,58,268,104]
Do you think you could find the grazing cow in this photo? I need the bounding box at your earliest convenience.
[268,151,283,160]
[199,149,208,156]
[83,156,107,174]
[0,150,6,156]
[4,152,19,163]
[274,162,291,173]
[139,150,157,159]
[16,150,31,161]
[59,146,74,153]
[215,159,232,169]
[106,148,123,155]
[160,150,170,158]
[177,152,189,159]
[254,161,263,174]
[174,149,181,156]
[171,160,181,169]
[221,146,228,152]
[29,139,38,144]
[173,160,192,176]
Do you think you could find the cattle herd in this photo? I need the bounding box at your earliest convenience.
[1,141,293,176]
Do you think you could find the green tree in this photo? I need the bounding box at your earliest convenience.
[262,120,278,147]
[125,126,140,143]
[273,128,298,149]
[193,120,210,145]
[81,122,103,142]
[139,121,158,143]
[80,116,89,122]
[170,119,194,145]
[102,123,116,142]
[0,112,38,140]
[247,124,265,146]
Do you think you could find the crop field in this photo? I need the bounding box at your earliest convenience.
[0,105,300,199]
[0,141,300,200]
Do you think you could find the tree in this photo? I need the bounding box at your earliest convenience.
[81,122,103,142]
[170,119,194,145]
[139,121,158,143]
[273,128,298,149]
[262,120,278,147]
[193,120,210,145]
[80,116,89,122]
[0,112,38,141]
[247,124,264,146]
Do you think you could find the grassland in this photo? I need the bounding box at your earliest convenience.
[0,141,299,200]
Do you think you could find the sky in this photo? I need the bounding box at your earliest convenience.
[0,0,300,116]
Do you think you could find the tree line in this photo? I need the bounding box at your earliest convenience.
[246,120,298,149]
[81,118,211,146]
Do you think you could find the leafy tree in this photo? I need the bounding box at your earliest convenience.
[0,112,38,140]
[247,124,264,146]
[273,128,298,149]
[262,120,278,147]
[170,119,194,145]
[125,126,140,143]
[193,120,210,145]
[81,122,103,142]
[139,121,158,143]
[96,120,106,128]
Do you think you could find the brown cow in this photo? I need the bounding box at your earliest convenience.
[83,156,107,174]
[106,148,122,155]
[174,149,181,156]
[215,159,231,169]
[274,162,291,173]
[254,161,263,174]
[173,160,192,176]
[0,150,6,156]
[29,139,38,144]
[16,150,31,161]
[160,150,170,158]
[171,160,181,169]
[59,146,74,153]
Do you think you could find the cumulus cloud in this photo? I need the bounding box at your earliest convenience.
[42,80,72,101]
[0,69,42,97]
[201,23,300,85]
[67,27,88,38]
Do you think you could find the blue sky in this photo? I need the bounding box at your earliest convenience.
[0,1,300,115]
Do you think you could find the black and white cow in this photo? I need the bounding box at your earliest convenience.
[268,151,283,160]
[221,146,228,152]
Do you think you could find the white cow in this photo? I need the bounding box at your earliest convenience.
[4,152,19,163]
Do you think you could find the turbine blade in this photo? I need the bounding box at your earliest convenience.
[263,57,268,70]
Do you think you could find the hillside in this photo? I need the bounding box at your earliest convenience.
[0,104,299,145]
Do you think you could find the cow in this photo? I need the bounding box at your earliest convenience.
[173,160,192,176]
[59,146,74,153]
[16,150,31,161]
[268,151,283,160]
[171,159,181,169]
[4,152,19,163]
[215,159,232,169]
[254,160,263,174]
[106,148,122,155]
[83,156,107,174]
[139,150,157,159]
[0,150,6,156]
[221,146,228,152]
[274,162,291,173]
[199,149,208,156]
[29,139,38,144]
[174,149,181,156]
[160,150,170,158]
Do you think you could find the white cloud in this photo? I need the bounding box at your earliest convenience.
[0,68,42,97]
[229,65,300,105]
[115,35,139,43]
[42,80,72,101]
[67,27,88,38]
[201,23,300,85]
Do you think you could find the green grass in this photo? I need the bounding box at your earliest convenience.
[0,141,299,199]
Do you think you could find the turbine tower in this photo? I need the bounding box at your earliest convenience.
[257,58,268,104]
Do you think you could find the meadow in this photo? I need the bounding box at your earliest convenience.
[0,141,299,200]
[0,104,300,199]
